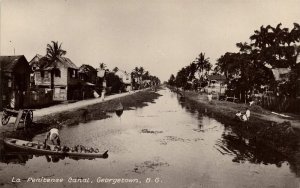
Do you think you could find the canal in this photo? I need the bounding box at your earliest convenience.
[0,88,299,188]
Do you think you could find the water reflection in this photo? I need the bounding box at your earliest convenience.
[216,131,285,166]
[177,92,287,166]
[0,153,32,165]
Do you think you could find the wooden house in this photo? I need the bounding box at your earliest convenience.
[78,64,98,99]
[115,70,132,91]
[30,56,80,101]
[205,74,227,94]
[0,55,30,109]
[78,64,97,84]
[271,68,291,82]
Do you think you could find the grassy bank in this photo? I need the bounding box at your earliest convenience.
[176,90,299,156]
[0,89,162,141]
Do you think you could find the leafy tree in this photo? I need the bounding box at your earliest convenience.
[168,74,175,86]
[175,67,190,89]
[105,72,123,93]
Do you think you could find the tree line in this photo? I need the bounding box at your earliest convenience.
[168,23,300,101]
[168,52,212,90]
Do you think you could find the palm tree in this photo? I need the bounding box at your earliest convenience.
[99,62,106,70]
[113,67,119,72]
[195,53,211,88]
[45,41,66,89]
[250,25,273,49]
[46,41,66,62]
[138,67,145,79]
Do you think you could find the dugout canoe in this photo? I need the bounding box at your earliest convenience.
[4,138,108,158]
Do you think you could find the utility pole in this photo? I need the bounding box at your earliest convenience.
[0,2,3,111]
[0,2,2,110]
[0,59,2,111]
[9,41,15,55]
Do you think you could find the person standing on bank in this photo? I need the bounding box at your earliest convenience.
[245,108,250,120]
[44,128,61,146]
[207,93,213,103]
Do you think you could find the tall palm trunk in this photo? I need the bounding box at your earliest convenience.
[50,70,54,89]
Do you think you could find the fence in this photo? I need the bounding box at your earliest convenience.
[23,89,54,108]
[259,95,300,114]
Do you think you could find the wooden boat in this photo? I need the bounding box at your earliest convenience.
[4,138,108,158]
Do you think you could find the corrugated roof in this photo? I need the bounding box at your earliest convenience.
[271,68,291,81]
[57,57,78,69]
[29,54,43,66]
[79,64,97,73]
[33,56,78,70]
[0,55,27,72]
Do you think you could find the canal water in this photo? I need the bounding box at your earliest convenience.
[0,88,299,188]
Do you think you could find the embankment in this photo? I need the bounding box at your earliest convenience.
[0,89,162,141]
[176,90,300,156]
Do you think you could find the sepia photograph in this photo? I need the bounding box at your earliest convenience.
[0,0,300,187]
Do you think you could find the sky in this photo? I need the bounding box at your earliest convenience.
[1,0,300,81]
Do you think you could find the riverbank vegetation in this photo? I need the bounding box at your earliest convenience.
[168,23,300,113]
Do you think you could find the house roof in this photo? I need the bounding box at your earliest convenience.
[207,74,226,81]
[56,57,78,69]
[271,68,291,81]
[0,55,28,72]
[29,54,43,63]
[79,64,97,73]
[32,56,78,70]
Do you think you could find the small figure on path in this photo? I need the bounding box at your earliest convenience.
[207,93,213,103]
[245,108,250,120]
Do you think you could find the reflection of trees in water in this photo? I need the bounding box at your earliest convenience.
[215,130,286,166]
[178,97,199,115]
[178,97,288,167]
[286,153,300,177]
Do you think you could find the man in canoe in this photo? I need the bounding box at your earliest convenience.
[44,128,61,146]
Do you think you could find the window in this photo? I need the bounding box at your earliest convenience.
[54,69,61,77]
[44,71,49,78]
[69,69,77,78]
[41,71,44,78]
